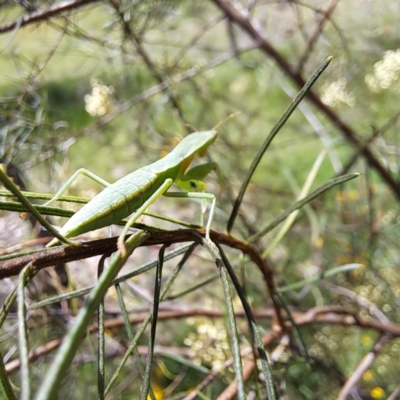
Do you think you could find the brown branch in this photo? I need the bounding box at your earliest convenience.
[0,0,100,34]
[211,0,400,202]
[5,340,189,374]
[92,305,400,338]
[0,228,282,326]
[337,333,391,400]
[0,229,272,282]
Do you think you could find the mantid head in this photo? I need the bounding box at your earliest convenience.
[177,162,224,193]
[172,129,224,192]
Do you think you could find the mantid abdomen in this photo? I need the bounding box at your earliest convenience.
[59,164,179,239]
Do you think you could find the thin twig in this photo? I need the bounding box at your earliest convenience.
[296,0,339,73]
[337,334,391,400]
[6,306,400,375]
[0,0,100,34]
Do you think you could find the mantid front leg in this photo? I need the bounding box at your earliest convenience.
[116,186,216,257]
[164,191,216,240]
[175,161,221,239]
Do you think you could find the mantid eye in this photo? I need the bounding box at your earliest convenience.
[189,180,198,190]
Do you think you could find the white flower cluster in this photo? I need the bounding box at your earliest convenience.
[184,317,231,368]
[365,49,400,92]
[84,79,114,116]
[321,78,355,107]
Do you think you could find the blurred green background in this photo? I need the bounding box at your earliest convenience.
[1,1,400,399]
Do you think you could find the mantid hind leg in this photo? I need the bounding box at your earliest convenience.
[43,168,111,207]
[44,168,112,247]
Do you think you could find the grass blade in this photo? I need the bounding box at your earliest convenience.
[0,350,17,400]
[227,56,333,233]
[0,168,75,245]
[115,283,156,400]
[0,267,37,329]
[30,245,193,309]
[262,150,326,258]
[273,293,308,361]
[249,173,360,243]
[278,263,362,293]
[105,243,195,395]
[140,245,166,400]
[18,264,33,400]
[0,189,201,229]
[97,255,107,400]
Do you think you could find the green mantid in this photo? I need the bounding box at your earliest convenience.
[45,130,222,255]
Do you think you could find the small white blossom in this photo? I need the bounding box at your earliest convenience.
[321,78,355,107]
[84,79,114,116]
[365,49,400,92]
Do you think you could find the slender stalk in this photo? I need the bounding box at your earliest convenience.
[30,244,193,309]
[249,173,360,243]
[0,350,17,400]
[227,56,333,233]
[104,243,195,395]
[18,264,34,400]
[0,169,75,245]
[140,245,166,400]
[97,255,108,400]
[197,235,246,400]
[217,243,276,400]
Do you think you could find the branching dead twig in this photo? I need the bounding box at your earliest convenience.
[296,0,339,73]
[0,0,100,34]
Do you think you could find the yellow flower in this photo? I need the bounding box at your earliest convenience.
[336,191,346,202]
[314,236,324,249]
[370,387,385,399]
[361,335,372,346]
[349,190,358,201]
[147,384,164,400]
[362,370,373,381]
